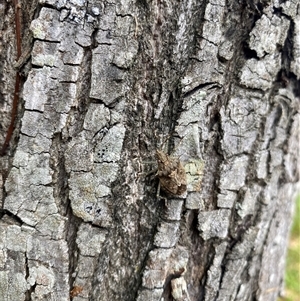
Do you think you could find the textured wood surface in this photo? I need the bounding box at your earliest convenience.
[0,0,299,300]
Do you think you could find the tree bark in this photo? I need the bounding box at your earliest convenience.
[0,0,299,301]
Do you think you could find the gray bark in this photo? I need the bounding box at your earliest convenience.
[0,0,299,301]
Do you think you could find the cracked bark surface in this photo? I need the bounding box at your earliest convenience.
[0,0,299,301]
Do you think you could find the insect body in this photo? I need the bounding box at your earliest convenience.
[70,286,83,297]
[155,150,187,196]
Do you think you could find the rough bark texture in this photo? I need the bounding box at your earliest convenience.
[0,0,299,301]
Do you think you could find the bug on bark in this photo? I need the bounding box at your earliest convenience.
[155,149,187,198]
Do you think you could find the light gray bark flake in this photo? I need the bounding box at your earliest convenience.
[139,247,189,300]
[237,185,261,219]
[163,200,184,221]
[136,288,164,301]
[186,192,205,210]
[171,277,190,301]
[154,222,180,248]
[30,8,62,41]
[76,223,107,257]
[83,103,110,134]
[291,15,300,78]
[240,54,281,91]
[204,242,227,301]
[198,209,231,240]
[249,14,290,58]
[94,124,126,163]
[219,155,249,191]
[217,190,237,209]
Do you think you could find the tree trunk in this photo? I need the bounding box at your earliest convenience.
[0,0,299,301]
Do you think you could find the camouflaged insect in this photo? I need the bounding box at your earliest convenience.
[155,150,187,196]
